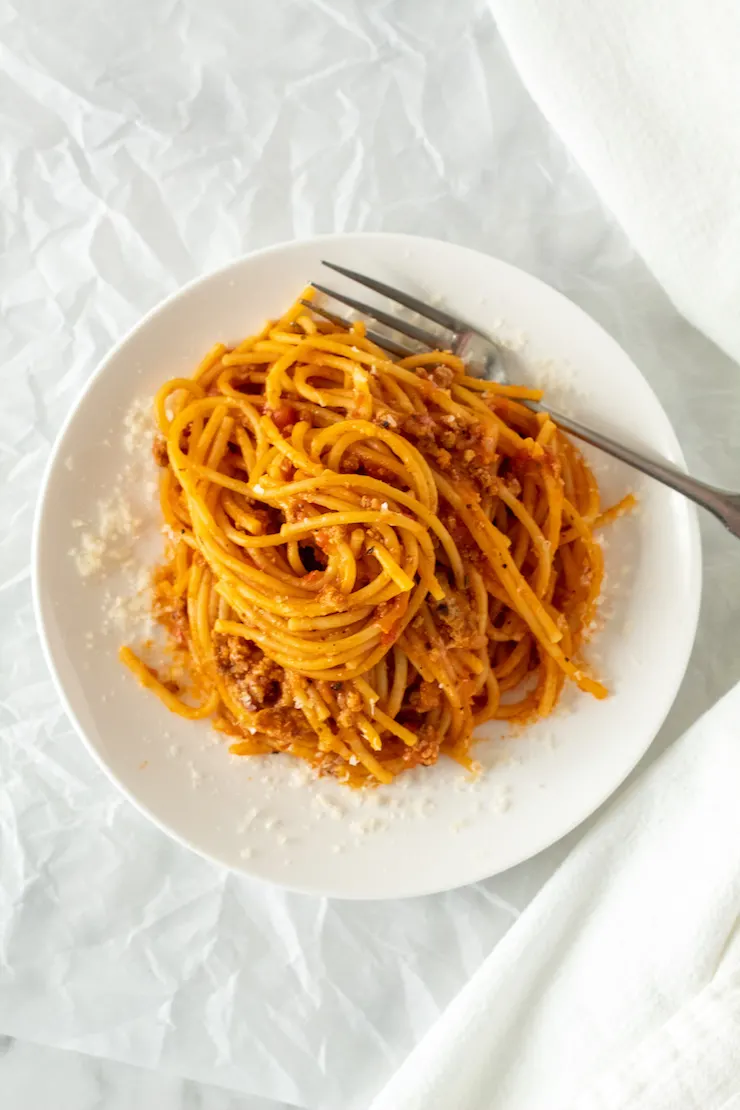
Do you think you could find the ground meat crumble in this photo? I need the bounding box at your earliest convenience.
[214,634,289,712]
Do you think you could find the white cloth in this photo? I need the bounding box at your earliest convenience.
[489,0,740,367]
[372,683,740,1110]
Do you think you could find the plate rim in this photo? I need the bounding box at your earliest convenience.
[32,231,703,899]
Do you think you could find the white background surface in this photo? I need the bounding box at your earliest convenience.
[1,1,739,1108]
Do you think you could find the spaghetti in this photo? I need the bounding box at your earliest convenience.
[121,288,633,786]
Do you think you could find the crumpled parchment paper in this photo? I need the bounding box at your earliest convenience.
[1,1,739,1108]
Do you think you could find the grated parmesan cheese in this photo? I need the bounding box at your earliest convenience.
[312,794,345,820]
[70,395,161,646]
[350,816,386,836]
[491,784,511,814]
[71,396,155,575]
[236,808,260,833]
[123,396,155,455]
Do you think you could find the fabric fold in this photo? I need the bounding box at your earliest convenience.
[371,684,740,1110]
[488,0,740,366]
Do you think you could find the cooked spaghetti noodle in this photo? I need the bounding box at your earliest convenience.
[121,288,633,786]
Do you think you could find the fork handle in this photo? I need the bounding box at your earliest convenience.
[541,405,740,539]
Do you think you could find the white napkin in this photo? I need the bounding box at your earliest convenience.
[488,0,740,367]
[371,682,740,1110]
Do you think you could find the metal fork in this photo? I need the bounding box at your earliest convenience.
[307,261,740,539]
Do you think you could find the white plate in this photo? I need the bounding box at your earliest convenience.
[33,233,701,899]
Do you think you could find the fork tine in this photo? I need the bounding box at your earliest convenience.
[311,282,443,349]
[321,261,464,334]
[299,300,415,359]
